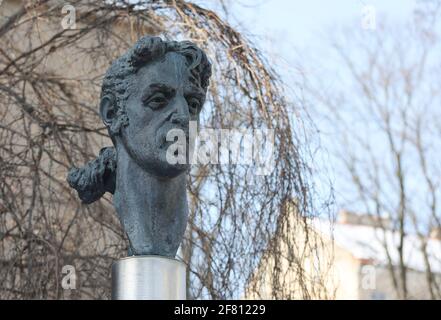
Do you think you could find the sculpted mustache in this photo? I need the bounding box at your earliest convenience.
[156,122,190,149]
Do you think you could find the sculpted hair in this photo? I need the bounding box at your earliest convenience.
[67,36,212,203]
[102,36,212,136]
[67,147,116,204]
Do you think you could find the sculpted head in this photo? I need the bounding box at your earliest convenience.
[67,37,211,203]
[101,36,211,177]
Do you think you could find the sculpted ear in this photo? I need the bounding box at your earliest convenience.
[100,95,117,126]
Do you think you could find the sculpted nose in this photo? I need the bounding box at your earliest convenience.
[170,96,190,125]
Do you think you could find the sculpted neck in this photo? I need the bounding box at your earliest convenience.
[113,144,189,257]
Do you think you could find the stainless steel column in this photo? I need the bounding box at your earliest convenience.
[111,255,186,300]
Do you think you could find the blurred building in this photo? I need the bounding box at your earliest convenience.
[246,209,441,300]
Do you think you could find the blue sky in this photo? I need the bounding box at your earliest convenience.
[195,0,433,217]
[197,0,420,84]
[200,0,416,50]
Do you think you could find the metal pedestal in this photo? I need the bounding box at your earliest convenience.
[111,255,186,300]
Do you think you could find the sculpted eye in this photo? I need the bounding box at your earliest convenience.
[187,97,201,114]
[145,92,168,109]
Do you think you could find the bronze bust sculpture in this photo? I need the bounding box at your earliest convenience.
[67,36,211,257]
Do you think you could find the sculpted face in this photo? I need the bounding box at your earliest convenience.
[118,52,204,177]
